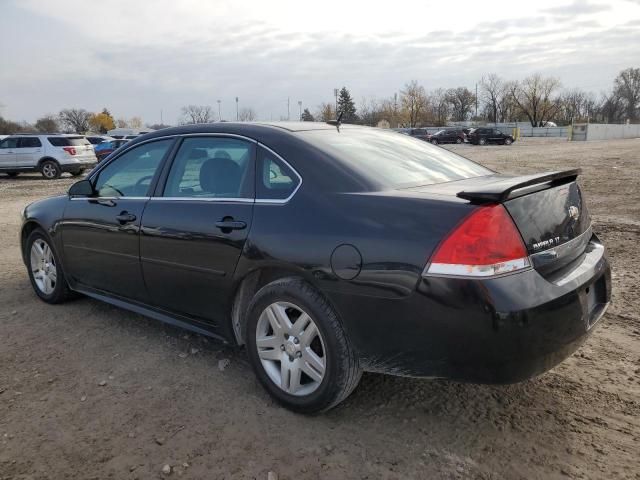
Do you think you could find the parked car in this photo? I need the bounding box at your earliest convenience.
[405,128,430,141]
[468,127,514,145]
[86,135,114,145]
[94,139,129,162]
[0,134,97,179]
[427,129,466,145]
[20,123,610,413]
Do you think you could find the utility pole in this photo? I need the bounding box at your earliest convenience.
[334,88,339,114]
[217,100,222,121]
[475,83,478,119]
[287,97,290,121]
[298,101,302,120]
[235,97,239,121]
[160,109,163,125]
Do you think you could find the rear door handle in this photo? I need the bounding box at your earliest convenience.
[116,212,137,224]
[215,220,247,231]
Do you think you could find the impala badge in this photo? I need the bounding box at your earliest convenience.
[568,205,580,221]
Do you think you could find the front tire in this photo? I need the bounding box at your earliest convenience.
[479,138,487,145]
[504,138,513,145]
[40,160,61,179]
[6,172,19,178]
[246,277,362,413]
[71,169,85,177]
[430,139,438,145]
[455,137,463,144]
[26,229,73,304]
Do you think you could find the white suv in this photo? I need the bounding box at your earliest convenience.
[0,134,98,179]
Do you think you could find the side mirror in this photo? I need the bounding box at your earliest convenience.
[68,179,95,197]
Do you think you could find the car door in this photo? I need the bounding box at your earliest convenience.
[0,137,18,168]
[61,138,175,301]
[15,137,43,167]
[139,135,255,325]
[490,129,503,143]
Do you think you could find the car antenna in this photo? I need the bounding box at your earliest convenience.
[326,111,344,131]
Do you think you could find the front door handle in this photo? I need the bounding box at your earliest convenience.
[215,219,247,232]
[116,212,137,224]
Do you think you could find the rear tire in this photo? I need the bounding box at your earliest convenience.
[71,169,85,177]
[245,277,362,413]
[455,138,463,144]
[26,229,73,304]
[430,139,438,145]
[6,172,19,178]
[504,138,513,145]
[479,138,487,146]
[40,160,61,180]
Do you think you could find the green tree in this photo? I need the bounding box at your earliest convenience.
[301,108,314,121]
[337,87,358,122]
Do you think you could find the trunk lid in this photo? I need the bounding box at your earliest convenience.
[407,169,592,276]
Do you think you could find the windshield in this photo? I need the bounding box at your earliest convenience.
[298,128,492,188]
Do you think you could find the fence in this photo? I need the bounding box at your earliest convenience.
[570,123,640,141]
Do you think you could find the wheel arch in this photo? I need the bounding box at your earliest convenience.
[230,265,326,346]
[20,220,45,264]
[38,156,59,167]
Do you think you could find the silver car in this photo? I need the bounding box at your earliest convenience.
[0,134,98,179]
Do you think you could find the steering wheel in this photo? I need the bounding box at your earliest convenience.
[134,175,154,194]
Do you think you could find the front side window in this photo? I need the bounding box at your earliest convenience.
[93,139,173,197]
[0,138,19,149]
[163,137,254,198]
[257,147,300,200]
[19,137,42,148]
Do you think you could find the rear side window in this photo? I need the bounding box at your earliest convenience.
[257,147,300,200]
[163,137,254,199]
[19,137,42,148]
[48,136,91,147]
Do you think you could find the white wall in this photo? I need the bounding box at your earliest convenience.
[584,123,640,141]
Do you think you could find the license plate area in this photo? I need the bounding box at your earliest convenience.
[585,275,607,330]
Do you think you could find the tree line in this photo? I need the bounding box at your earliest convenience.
[310,67,640,128]
[1,67,638,134]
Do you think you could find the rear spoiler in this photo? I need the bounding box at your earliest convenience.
[457,169,581,203]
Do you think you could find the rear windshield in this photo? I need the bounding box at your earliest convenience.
[48,136,91,147]
[298,128,492,188]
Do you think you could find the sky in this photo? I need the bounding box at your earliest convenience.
[1,0,639,124]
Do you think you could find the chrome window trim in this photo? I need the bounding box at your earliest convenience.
[255,142,302,205]
[149,197,254,204]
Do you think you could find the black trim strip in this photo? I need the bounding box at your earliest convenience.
[141,256,226,276]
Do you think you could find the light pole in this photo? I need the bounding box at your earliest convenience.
[298,101,302,120]
[217,100,221,121]
[334,88,339,115]
[235,97,239,121]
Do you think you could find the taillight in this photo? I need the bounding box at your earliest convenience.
[424,204,530,277]
[63,146,77,155]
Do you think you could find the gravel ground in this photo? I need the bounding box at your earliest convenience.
[0,137,638,479]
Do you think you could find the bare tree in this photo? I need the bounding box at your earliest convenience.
[480,74,508,123]
[238,107,257,121]
[181,105,215,124]
[446,87,476,121]
[598,90,625,123]
[510,74,562,127]
[129,116,143,128]
[34,115,60,133]
[316,103,336,122]
[428,88,450,126]
[614,67,640,121]
[116,118,128,128]
[400,80,427,127]
[58,109,91,133]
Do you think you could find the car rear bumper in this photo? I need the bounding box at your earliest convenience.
[331,235,611,383]
[59,160,97,172]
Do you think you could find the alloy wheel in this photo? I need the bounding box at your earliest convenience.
[255,301,326,396]
[30,239,57,295]
[42,163,58,179]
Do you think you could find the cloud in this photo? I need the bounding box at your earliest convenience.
[1,0,639,123]
[543,0,611,16]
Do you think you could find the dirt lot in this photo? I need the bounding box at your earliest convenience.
[1,137,638,479]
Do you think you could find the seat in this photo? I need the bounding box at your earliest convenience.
[199,152,242,197]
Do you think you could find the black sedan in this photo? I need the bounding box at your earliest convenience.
[21,122,611,413]
[427,129,466,145]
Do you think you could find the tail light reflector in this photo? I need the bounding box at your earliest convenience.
[424,204,530,277]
